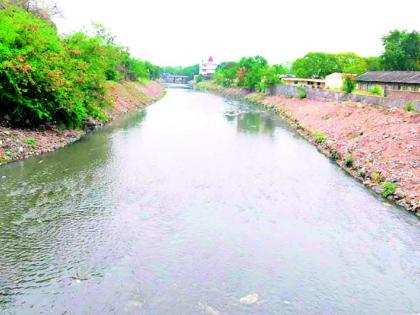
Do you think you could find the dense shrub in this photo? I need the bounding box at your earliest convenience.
[259,64,287,93]
[344,156,353,167]
[195,74,204,83]
[313,131,326,143]
[212,61,239,87]
[342,76,356,93]
[369,85,384,96]
[298,86,307,99]
[381,181,396,198]
[404,102,416,112]
[0,7,154,127]
[237,56,269,91]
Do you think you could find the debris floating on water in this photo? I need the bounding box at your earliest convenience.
[239,293,259,305]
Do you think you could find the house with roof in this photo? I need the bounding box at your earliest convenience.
[356,71,420,100]
[282,77,326,89]
[199,56,217,79]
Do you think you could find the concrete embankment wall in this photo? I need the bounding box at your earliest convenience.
[271,84,420,110]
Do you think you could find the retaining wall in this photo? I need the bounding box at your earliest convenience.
[271,85,420,110]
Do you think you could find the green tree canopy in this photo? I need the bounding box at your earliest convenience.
[238,55,269,91]
[212,61,240,87]
[160,64,199,79]
[335,52,368,74]
[381,30,420,70]
[292,52,340,78]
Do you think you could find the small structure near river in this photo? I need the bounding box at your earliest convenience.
[356,71,420,100]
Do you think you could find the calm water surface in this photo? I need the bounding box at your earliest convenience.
[1,89,420,314]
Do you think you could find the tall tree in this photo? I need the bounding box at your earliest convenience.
[292,52,340,78]
[238,55,269,91]
[381,30,420,70]
[335,52,368,74]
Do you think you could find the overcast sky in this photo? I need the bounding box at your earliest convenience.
[52,0,420,66]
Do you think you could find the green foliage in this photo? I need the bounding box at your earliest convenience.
[372,171,383,183]
[357,170,366,178]
[212,61,240,87]
[344,155,353,167]
[404,102,416,112]
[365,56,382,71]
[0,7,152,127]
[330,148,340,160]
[292,52,370,79]
[195,74,204,83]
[292,52,340,78]
[24,137,36,145]
[259,64,287,92]
[381,181,396,198]
[237,55,269,91]
[160,64,198,80]
[313,131,326,143]
[369,85,384,96]
[335,52,368,74]
[342,76,356,93]
[381,30,420,71]
[298,86,307,99]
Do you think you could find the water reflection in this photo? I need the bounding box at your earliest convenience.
[224,107,275,136]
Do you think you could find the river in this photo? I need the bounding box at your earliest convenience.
[1,88,420,314]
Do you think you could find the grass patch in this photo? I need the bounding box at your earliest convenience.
[24,137,36,146]
[313,131,327,143]
[381,181,396,198]
[404,102,416,112]
[344,155,353,167]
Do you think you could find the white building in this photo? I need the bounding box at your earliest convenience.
[199,56,217,78]
[326,73,351,90]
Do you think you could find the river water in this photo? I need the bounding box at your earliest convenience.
[1,89,420,314]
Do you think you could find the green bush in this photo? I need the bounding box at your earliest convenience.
[404,102,416,112]
[0,7,153,127]
[212,61,239,87]
[237,55,269,91]
[259,64,287,93]
[342,77,356,93]
[330,148,340,160]
[195,74,204,83]
[313,131,326,143]
[24,137,36,145]
[344,155,353,167]
[298,86,307,99]
[369,85,384,96]
[381,181,396,198]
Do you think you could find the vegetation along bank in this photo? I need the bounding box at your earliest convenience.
[0,5,164,165]
[198,81,419,215]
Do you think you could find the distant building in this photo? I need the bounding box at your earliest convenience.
[199,56,217,79]
[356,71,420,100]
[282,77,325,89]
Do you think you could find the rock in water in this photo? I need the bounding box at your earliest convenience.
[205,305,220,315]
[239,293,259,305]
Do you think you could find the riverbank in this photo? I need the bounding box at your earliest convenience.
[198,81,420,215]
[0,81,164,165]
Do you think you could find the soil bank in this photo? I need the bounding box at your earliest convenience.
[0,81,164,165]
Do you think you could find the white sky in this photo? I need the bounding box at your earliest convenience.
[52,0,420,66]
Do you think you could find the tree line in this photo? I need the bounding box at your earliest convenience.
[210,30,420,92]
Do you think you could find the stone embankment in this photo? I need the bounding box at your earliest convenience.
[198,81,420,215]
[0,81,164,165]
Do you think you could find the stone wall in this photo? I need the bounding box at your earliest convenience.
[271,84,420,110]
[386,90,420,101]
